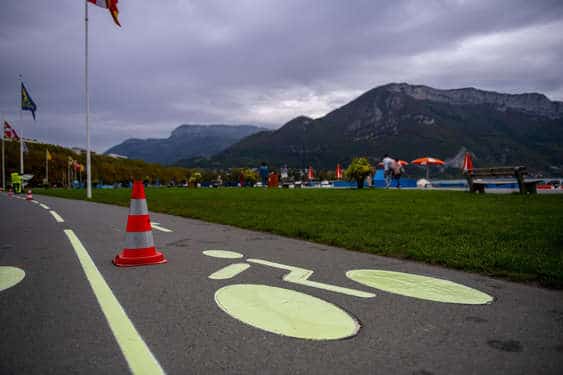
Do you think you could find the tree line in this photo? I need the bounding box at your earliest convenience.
[2,141,193,186]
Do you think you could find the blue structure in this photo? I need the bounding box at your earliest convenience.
[259,164,269,186]
[373,169,416,188]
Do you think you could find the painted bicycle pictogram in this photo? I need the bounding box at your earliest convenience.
[203,250,493,340]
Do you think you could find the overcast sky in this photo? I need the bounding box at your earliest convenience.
[1,0,562,152]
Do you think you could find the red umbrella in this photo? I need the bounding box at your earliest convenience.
[411,157,445,179]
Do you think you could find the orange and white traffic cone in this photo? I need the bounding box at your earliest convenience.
[113,181,167,267]
[26,190,33,201]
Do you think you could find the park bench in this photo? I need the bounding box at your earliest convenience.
[463,166,538,194]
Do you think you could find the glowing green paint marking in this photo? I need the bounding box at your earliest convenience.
[215,284,360,340]
[247,258,375,298]
[209,263,250,280]
[0,266,25,292]
[203,250,244,259]
[64,230,165,375]
[346,270,493,304]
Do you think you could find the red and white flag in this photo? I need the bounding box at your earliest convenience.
[307,165,314,180]
[88,0,121,27]
[3,121,19,141]
[336,163,343,179]
[462,152,473,172]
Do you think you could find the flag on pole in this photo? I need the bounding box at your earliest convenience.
[4,121,19,140]
[21,82,37,120]
[46,150,52,161]
[336,163,343,180]
[88,0,121,27]
[22,140,28,153]
[462,152,473,172]
[307,165,314,180]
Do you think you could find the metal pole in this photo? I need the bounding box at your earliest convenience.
[1,113,4,191]
[19,128,23,175]
[45,149,49,186]
[18,75,24,175]
[85,0,92,198]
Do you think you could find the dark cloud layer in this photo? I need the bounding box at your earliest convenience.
[1,0,562,151]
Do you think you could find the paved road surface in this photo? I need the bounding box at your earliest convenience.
[1,193,562,374]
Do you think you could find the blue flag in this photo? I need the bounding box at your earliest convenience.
[21,82,37,120]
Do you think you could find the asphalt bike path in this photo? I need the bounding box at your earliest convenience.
[0,194,128,374]
[1,193,562,374]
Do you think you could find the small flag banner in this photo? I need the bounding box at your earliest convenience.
[3,121,19,140]
[21,82,37,120]
[88,0,121,27]
[336,163,343,179]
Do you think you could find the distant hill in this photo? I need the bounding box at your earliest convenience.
[105,124,264,165]
[2,140,192,187]
[182,83,563,174]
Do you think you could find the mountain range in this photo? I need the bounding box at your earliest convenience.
[105,124,264,165]
[181,83,563,174]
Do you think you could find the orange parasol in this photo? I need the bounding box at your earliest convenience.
[411,157,445,179]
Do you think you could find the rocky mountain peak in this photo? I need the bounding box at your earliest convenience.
[384,83,563,119]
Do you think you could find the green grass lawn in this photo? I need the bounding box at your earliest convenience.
[35,187,563,288]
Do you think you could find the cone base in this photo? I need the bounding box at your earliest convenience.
[113,249,167,267]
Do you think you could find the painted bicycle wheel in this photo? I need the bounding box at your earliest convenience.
[215,284,360,340]
[0,266,25,292]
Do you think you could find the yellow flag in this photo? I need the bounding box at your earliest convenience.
[46,150,52,161]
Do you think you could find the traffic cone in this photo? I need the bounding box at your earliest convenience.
[8,188,13,197]
[26,190,33,201]
[113,181,167,267]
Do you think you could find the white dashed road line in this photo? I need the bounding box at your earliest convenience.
[39,203,50,210]
[49,210,65,223]
[151,222,173,233]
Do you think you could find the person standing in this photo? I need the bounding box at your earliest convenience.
[392,159,404,189]
[259,162,269,187]
[239,171,245,187]
[382,154,394,188]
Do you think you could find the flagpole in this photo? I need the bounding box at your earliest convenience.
[45,149,49,186]
[85,0,92,198]
[1,113,5,191]
[19,126,23,175]
[19,75,24,175]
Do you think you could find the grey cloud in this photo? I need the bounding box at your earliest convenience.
[1,0,562,151]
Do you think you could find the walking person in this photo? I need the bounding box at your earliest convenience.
[392,158,404,189]
[382,154,394,188]
[259,162,269,187]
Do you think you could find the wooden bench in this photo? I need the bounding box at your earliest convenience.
[463,166,538,194]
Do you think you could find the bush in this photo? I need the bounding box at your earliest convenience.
[345,157,372,189]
